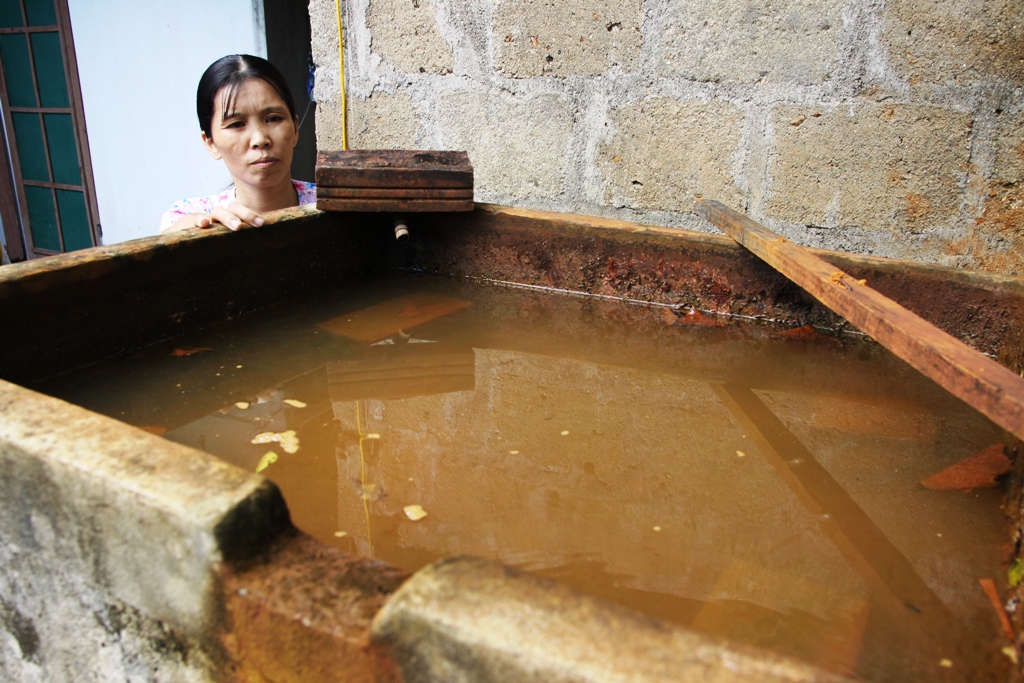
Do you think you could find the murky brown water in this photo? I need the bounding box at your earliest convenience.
[38,276,1016,682]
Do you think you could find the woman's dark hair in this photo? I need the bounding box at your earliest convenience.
[197,54,296,138]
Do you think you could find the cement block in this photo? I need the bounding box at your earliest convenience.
[349,90,418,150]
[597,98,745,213]
[372,556,849,683]
[494,0,642,77]
[0,379,290,639]
[993,110,1024,183]
[310,0,343,152]
[660,0,846,84]
[766,105,972,235]
[436,89,574,200]
[950,182,1024,276]
[367,0,454,75]
[881,0,1024,87]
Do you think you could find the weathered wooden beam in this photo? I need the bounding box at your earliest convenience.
[316,150,473,189]
[315,198,474,213]
[316,187,474,199]
[696,200,1024,441]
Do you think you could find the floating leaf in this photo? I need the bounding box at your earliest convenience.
[1009,559,1023,588]
[404,504,428,521]
[921,444,1011,491]
[251,432,277,444]
[235,402,250,410]
[255,452,277,473]
[284,399,307,408]
[251,430,300,454]
[171,346,212,357]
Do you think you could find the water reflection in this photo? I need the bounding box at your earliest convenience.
[43,282,1012,682]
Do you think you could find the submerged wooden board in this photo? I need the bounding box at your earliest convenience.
[697,199,1024,442]
[318,292,471,343]
[316,150,473,189]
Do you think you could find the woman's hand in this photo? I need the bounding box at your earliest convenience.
[161,204,265,233]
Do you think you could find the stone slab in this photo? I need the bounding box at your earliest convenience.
[367,0,454,75]
[881,0,1024,87]
[660,0,846,84]
[494,0,642,77]
[598,98,745,213]
[349,90,418,151]
[0,379,290,638]
[371,555,853,683]
[436,89,573,200]
[766,105,972,235]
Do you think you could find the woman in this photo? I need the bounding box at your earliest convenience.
[160,55,315,233]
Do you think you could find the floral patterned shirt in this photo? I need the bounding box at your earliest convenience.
[160,180,316,231]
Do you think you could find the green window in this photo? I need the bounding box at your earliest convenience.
[0,0,98,259]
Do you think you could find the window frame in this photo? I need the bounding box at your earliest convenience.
[0,0,100,261]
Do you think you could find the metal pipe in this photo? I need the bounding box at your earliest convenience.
[394,218,409,242]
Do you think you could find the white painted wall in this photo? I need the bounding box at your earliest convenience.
[67,0,266,245]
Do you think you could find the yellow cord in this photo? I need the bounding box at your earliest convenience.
[356,400,373,556]
[334,0,348,150]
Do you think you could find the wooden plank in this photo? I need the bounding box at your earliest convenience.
[316,187,474,199]
[316,150,473,189]
[317,292,471,343]
[316,197,474,213]
[696,199,1024,441]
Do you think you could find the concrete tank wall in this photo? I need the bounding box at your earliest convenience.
[308,0,1024,276]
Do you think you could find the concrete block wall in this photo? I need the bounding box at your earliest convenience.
[309,0,1023,275]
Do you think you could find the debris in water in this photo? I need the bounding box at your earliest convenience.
[255,452,277,473]
[252,430,300,454]
[736,450,746,457]
[283,399,307,408]
[236,365,243,369]
[979,578,1016,639]
[561,430,570,436]
[780,324,832,341]
[318,292,470,343]
[171,347,211,357]
[404,504,428,521]
[939,659,953,668]
[920,443,1011,491]
[1003,646,1018,664]
[139,426,167,436]
[653,526,662,531]
[235,402,250,410]
[509,450,520,455]
[334,531,348,538]
[1009,559,1022,587]
[357,483,385,501]
[676,307,726,327]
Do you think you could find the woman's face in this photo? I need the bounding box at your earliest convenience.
[202,78,298,190]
